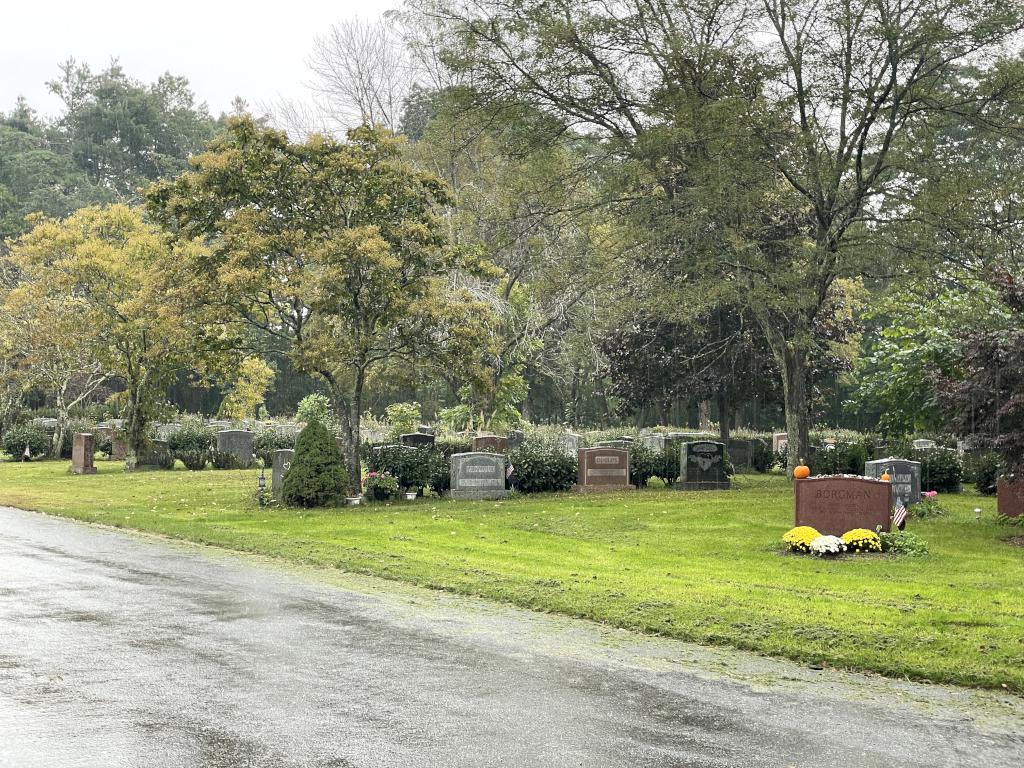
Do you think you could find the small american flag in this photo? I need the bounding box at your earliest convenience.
[892,497,908,530]
[506,461,515,480]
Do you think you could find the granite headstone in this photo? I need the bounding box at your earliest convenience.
[576,448,633,492]
[217,429,254,469]
[450,452,508,500]
[864,458,922,505]
[677,441,730,490]
[795,476,892,535]
[70,433,96,475]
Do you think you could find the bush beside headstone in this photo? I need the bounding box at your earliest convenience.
[282,420,349,508]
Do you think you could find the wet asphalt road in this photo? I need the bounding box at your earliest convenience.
[1,506,1022,768]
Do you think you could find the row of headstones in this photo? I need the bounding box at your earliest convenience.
[773,430,944,455]
[70,429,262,473]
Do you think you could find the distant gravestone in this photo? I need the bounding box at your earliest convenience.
[271,449,295,498]
[641,433,666,453]
[727,438,752,470]
[576,448,633,492]
[912,439,937,450]
[417,425,435,435]
[400,432,435,448]
[559,432,581,457]
[507,429,526,450]
[276,423,302,437]
[597,439,632,450]
[616,435,635,443]
[70,433,96,475]
[472,435,508,453]
[677,441,730,490]
[772,432,788,453]
[136,440,171,469]
[217,430,254,468]
[155,423,181,442]
[997,478,1024,519]
[209,420,232,430]
[110,434,129,461]
[450,452,508,500]
[795,476,892,535]
[32,417,58,432]
[864,458,922,506]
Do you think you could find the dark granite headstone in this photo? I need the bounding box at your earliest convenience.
[271,449,295,498]
[795,476,892,535]
[727,438,752,470]
[472,435,508,453]
[400,432,435,448]
[217,429,254,468]
[507,430,526,450]
[864,458,922,505]
[677,441,730,490]
[576,448,633,492]
[450,452,508,500]
[70,433,96,475]
[997,478,1024,518]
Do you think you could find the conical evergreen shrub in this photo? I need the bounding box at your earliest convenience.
[282,419,349,507]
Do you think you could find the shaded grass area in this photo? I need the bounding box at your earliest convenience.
[1,460,1022,691]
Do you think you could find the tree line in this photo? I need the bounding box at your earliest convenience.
[2,0,1024,477]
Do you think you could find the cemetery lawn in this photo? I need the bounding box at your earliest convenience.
[2,462,1022,692]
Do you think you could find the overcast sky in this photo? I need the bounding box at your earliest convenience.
[1,0,397,119]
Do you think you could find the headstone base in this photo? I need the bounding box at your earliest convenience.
[674,480,730,491]
[450,488,509,501]
[572,483,636,494]
[997,478,1024,518]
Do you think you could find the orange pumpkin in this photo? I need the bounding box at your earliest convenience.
[793,463,811,480]
[881,471,891,482]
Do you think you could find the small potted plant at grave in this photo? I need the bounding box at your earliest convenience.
[364,471,400,502]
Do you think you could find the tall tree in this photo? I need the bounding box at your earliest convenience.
[7,205,219,458]
[408,0,1024,467]
[147,118,493,485]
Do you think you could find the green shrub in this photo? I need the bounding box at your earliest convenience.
[282,420,349,507]
[365,444,432,492]
[965,451,1001,495]
[629,444,659,487]
[655,442,680,485]
[296,393,333,427]
[253,426,296,466]
[384,401,422,440]
[879,530,930,556]
[168,417,216,470]
[750,440,774,473]
[211,450,244,470]
[507,438,576,493]
[2,423,51,460]
[813,439,871,476]
[915,447,962,493]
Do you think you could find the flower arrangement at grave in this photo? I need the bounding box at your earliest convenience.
[913,490,946,519]
[783,526,820,553]
[809,535,846,557]
[842,528,882,553]
[364,471,400,501]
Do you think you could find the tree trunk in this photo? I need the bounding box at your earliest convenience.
[328,370,363,495]
[698,400,711,431]
[781,342,812,474]
[52,389,67,459]
[717,390,731,444]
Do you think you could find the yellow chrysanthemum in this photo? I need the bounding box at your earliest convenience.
[783,526,821,553]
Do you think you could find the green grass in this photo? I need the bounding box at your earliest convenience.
[2,460,1023,691]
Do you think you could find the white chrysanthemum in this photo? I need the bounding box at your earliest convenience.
[810,535,846,556]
